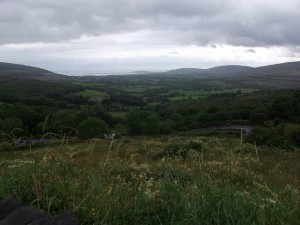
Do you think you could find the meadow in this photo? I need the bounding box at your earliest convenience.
[0,135,299,225]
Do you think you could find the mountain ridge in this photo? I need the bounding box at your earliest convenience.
[0,62,67,81]
[1,60,300,88]
[2,60,300,78]
[165,61,300,77]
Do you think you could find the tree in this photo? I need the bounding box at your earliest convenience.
[51,111,80,132]
[0,117,23,133]
[126,111,161,135]
[271,96,297,120]
[250,113,268,125]
[77,117,109,139]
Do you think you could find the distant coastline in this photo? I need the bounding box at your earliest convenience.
[84,70,163,76]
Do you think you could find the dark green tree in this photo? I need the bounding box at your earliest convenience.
[271,96,297,120]
[126,111,161,135]
[0,117,23,133]
[77,117,109,139]
[250,113,268,125]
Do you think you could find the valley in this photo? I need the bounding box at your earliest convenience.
[0,61,300,224]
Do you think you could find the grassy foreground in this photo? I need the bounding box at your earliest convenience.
[0,136,299,225]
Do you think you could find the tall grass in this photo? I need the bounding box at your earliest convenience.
[0,137,299,225]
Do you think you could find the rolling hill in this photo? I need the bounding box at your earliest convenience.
[0,62,67,81]
[165,61,300,88]
[254,61,300,76]
[166,61,300,77]
[1,60,300,88]
[238,61,300,88]
[165,65,254,76]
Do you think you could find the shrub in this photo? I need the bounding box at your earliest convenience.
[247,123,300,150]
[0,141,13,152]
[250,113,268,125]
[283,124,300,146]
[77,117,109,139]
[158,141,203,159]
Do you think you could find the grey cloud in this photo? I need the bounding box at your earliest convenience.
[246,49,256,53]
[1,0,300,47]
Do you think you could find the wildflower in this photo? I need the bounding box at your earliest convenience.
[92,208,96,216]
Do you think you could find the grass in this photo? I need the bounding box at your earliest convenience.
[0,136,299,224]
[120,85,161,94]
[75,89,109,100]
[162,88,258,101]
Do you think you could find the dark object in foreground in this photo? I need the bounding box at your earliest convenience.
[0,198,79,225]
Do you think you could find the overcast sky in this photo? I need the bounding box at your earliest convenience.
[1,0,300,75]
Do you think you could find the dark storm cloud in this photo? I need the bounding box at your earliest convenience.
[1,0,300,47]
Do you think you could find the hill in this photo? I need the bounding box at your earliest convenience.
[239,61,300,88]
[207,65,254,76]
[166,61,300,77]
[165,68,206,75]
[164,61,300,88]
[165,65,254,77]
[0,62,67,81]
[254,61,300,76]
[2,60,300,88]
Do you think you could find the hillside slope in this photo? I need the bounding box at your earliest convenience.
[165,61,300,88]
[240,61,300,88]
[0,62,67,81]
[166,65,254,77]
[254,61,300,76]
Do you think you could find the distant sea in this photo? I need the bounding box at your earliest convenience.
[85,71,143,76]
[59,70,165,76]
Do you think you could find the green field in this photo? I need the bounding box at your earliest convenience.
[162,88,258,101]
[0,136,299,225]
[75,89,109,99]
[120,85,161,93]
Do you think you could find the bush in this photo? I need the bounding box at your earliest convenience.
[158,141,203,159]
[77,117,109,139]
[0,131,7,140]
[0,141,13,152]
[246,123,300,150]
[283,124,300,146]
[250,113,268,125]
[185,141,203,150]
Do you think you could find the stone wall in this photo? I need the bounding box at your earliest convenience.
[0,198,79,225]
